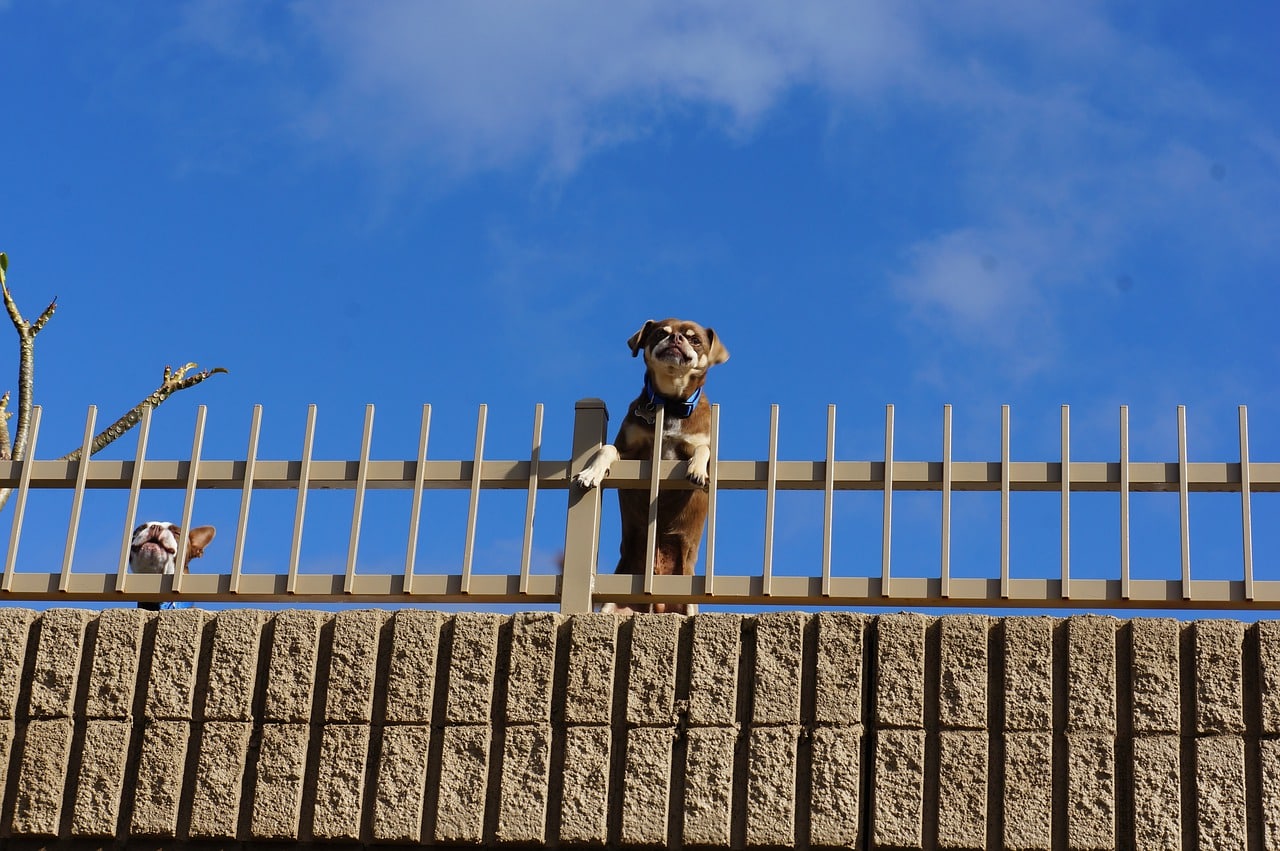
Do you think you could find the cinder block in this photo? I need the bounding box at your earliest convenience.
[324,609,388,723]
[688,614,741,727]
[1066,733,1115,850]
[505,612,559,725]
[747,725,799,846]
[810,725,861,847]
[871,728,923,849]
[29,608,92,718]
[938,615,991,730]
[144,609,209,720]
[203,610,267,722]
[1003,731,1052,850]
[1003,618,1054,731]
[251,723,310,840]
[0,720,15,817]
[13,717,75,835]
[1195,620,1245,734]
[1132,735,1181,850]
[563,614,618,725]
[1261,739,1280,850]
[445,613,501,724]
[311,724,370,840]
[753,612,806,725]
[0,609,35,720]
[1258,622,1280,734]
[1130,618,1181,734]
[434,725,491,843]
[620,726,673,845]
[876,613,928,729]
[263,610,325,723]
[189,720,254,838]
[1067,615,1117,733]
[85,609,147,719]
[559,726,611,843]
[1196,735,1246,851]
[130,719,190,836]
[937,730,986,849]
[371,725,431,842]
[70,720,132,836]
[626,614,681,726]
[814,612,866,725]
[496,723,552,843]
[683,726,737,846]
[384,609,444,724]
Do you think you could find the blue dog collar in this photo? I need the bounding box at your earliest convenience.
[637,374,702,422]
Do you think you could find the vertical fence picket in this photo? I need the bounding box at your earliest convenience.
[2,407,40,591]
[561,399,607,614]
[230,405,262,593]
[461,404,487,594]
[404,404,431,594]
[1240,406,1254,601]
[172,406,207,597]
[59,407,98,590]
[705,404,720,597]
[1120,406,1131,600]
[763,405,779,597]
[1178,405,1191,599]
[519,404,543,594]
[287,405,317,594]
[941,404,952,598]
[344,405,375,595]
[821,404,836,597]
[644,406,664,598]
[882,404,894,598]
[1060,405,1071,599]
[1000,405,1010,599]
[117,406,153,588]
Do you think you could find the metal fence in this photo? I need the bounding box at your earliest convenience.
[0,399,1275,611]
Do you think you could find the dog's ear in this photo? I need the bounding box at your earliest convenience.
[183,525,217,569]
[627,320,657,358]
[705,328,729,366]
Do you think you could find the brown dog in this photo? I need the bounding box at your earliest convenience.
[574,318,728,612]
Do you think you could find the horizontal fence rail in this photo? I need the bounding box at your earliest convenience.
[0,400,1275,610]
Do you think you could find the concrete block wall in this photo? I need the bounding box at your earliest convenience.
[0,608,1277,848]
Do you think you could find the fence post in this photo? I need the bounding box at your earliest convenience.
[561,398,609,613]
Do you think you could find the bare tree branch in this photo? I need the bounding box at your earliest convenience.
[2,269,56,462]
[0,390,11,461]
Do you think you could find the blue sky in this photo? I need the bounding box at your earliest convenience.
[1,1,1278,606]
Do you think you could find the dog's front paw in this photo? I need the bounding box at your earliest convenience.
[686,462,710,488]
[574,467,607,489]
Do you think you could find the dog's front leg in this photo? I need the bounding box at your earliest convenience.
[574,444,619,489]
[686,443,712,487]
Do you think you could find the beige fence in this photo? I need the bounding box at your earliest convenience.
[0,399,1275,611]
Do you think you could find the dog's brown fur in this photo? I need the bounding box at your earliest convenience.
[574,318,728,613]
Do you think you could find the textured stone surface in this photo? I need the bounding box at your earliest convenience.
[384,609,443,724]
[1004,731,1052,850]
[324,609,387,723]
[1066,733,1115,850]
[1196,620,1245,734]
[189,720,254,838]
[1261,739,1280,850]
[1196,735,1246,851]
[29,608,92,718]
[0,720,12,819]
[810,725,861,847]
[1004,617,1054,731]
[688,613,741,726]
[312,724,371,840]
[937,730,986,849]
[626,614,680,726]
[938,615,990,730]
[85,608,147,719]
[621,726,673,845]
[131,719,190,836]
[753,612,806,725]
[747,725,799,846]
[71,720,132,836]
[872,728,924,848]
[372,725,431,842]
[560,725,611,843]
[505,612,559,725]
[876,613,927,728]
[0,609,35,719]
[445,612,502,724]
[145,610,208,720]
[203,609,266,722]
[435,724,491,843]
[683,726,737,846]
[1259,621,1280,734]
[1067,615,1117,733]
[13,717,74,835]
[251,722,310,840]
[563,614,618,725]
[1131,618,1181,733]
[497,724,553,843]
[814,611,866,725]
[264,610,325,723]
[1132,735,1181,850]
